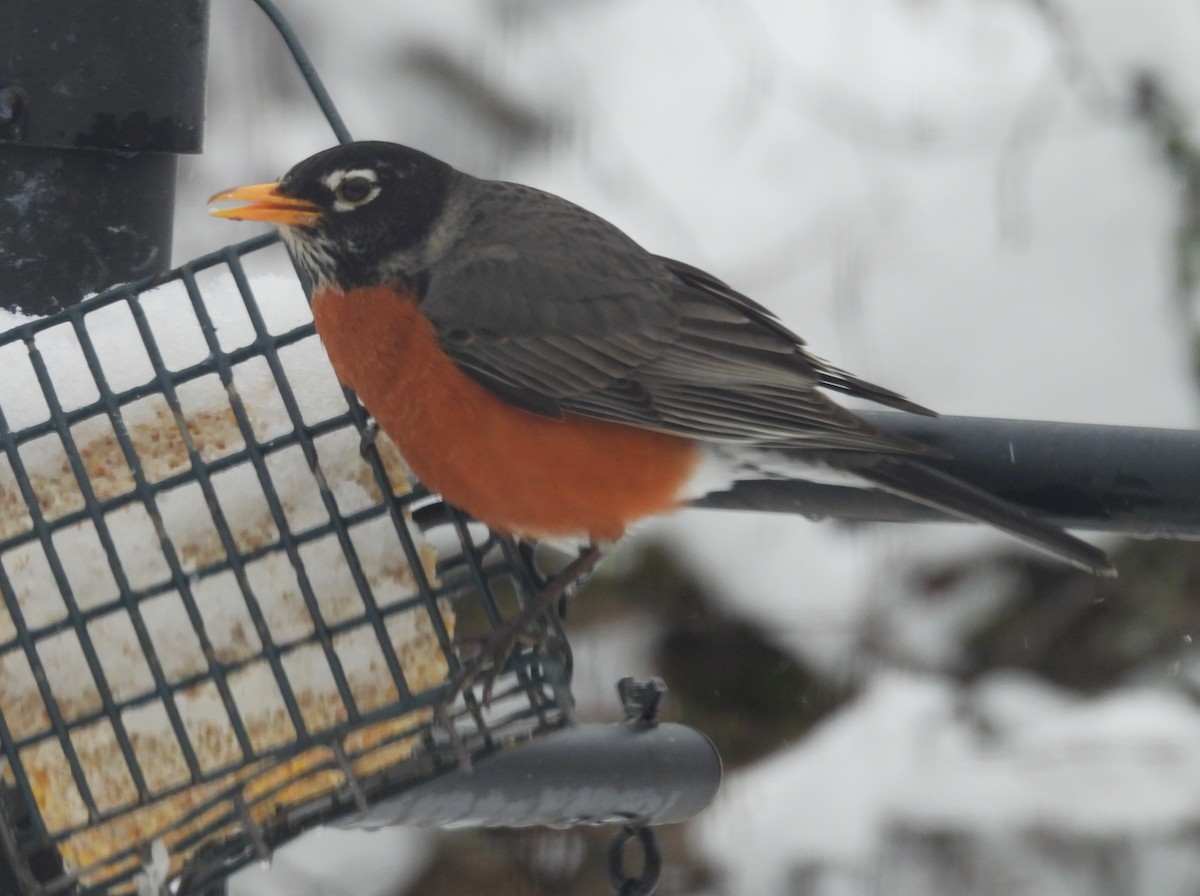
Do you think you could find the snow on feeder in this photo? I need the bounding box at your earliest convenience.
[0,236,570,894]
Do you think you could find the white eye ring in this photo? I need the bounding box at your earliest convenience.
[322,168,381,211]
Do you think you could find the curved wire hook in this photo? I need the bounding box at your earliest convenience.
[608,825,663,896]
[247,0,354,144]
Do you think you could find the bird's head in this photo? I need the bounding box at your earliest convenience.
[209,141,454,289]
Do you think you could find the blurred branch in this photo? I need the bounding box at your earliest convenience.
[1022,0,1119,113]
[1130,73,1200,401]
[997,0,1129,242]
[395,44,558,155]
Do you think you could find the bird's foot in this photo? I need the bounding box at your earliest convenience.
[440,543,603,709]
[447,621,554,712]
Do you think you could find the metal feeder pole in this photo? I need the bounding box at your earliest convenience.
[0,1,210,315]
[696,412,1200,540]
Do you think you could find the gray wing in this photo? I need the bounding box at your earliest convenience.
[419,180,933,454]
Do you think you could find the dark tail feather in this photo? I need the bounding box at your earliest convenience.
[851,456,1116,576]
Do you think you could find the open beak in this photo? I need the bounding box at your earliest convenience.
[208,182,322,226]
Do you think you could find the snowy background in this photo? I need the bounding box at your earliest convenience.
[76,0,1200,892]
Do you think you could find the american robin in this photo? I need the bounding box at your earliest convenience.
[210,141,1113,577]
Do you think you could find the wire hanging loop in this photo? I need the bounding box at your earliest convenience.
[248,0,353,143]
[608,824,663,896]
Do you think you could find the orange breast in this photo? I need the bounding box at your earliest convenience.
[311,285,700,540]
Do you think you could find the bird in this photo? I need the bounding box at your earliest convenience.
[209,140,1114,580]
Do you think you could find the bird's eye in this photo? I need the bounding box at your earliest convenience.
[336,176,375,204]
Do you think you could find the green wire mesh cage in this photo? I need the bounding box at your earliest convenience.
[0,233,571,896]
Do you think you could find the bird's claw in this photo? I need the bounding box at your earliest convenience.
[433,627,550,772]
[433,544,604,765]
[358,417,380,460]
[447,624,550,707]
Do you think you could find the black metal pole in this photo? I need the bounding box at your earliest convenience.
[0,1,210,315]
[693,413,1200,540]
[344,722,722,830]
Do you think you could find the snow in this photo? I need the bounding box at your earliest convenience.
[229,826,433,896]
[1,267,434,648]
[0,261,444,885]
[696,672,1200,894]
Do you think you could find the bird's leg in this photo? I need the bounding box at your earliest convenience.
[515,538,549,589]
[514,539,579,620]
[446,543,604,709]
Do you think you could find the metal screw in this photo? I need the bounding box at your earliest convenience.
[617,677,667,726]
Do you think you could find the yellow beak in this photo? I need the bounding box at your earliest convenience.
[208,182,322,226]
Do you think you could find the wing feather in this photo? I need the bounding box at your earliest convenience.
[419,181,933,453]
